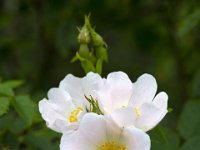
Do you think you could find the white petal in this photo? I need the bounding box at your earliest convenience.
[39,99,68,133]
[110,107,136,127]
[129,73,157,107]
[104,115,126,141]
[39,89,78,133]
[54,119,78,133]
[60,113,107,150]
[153,92,168,111]
[47,88,76,115]
[77,113,107,145]
[98,71,133,113]
[81,72,103,98]
[59,73,102,107]
[60,112,150,150]
[135,103,167,131]
[123,126,150,150]
[60,132,94,150]
[47,88,72,110]
[59,74,85,107]
[97,89,112,114]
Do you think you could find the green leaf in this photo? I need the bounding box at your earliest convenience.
[9,117,27,134]
[0,97,10,117]
[11,95,40,126]
[2,131,20,149]
[150,127,180,150]
[191,70,200,98]
[24,129,59,150]
[177,100,200,139]
[2,80,24,88]
[96,59,102,75]
[180,136,200,150]
[0,114,13,136]
[0,84,14,97]
[177,9,200,37]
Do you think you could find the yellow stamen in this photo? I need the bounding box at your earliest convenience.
[68,115,78,122]
[121,105,126,108]
[97,141,127,150]
[68,107,83,123]
[134,106,141,117]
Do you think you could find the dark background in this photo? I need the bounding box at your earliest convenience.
[0,0,200,149]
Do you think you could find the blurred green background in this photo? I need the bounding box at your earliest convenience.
[0,0,200,149]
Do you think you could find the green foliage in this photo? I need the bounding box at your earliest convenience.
[177,100,200,140]
[0,97,10,117]
[24,129,59,150]
[180,136,200,150]
[0,84,14,97]
[150,128,180,150]
[0,80,59,149]
[12,95,40,127]
[177,8,200,37]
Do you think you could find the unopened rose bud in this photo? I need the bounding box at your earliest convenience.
[90,30,105,47]
[77,25,91,44]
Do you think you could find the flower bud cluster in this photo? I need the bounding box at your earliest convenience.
[71,15,108,75]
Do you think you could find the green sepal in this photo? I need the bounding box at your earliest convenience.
[96,46,108,62]
[96,59,103,75]
[84,15,106,47]
[76,52,96,73]
[79,44,90,59]
[84,95,103,115]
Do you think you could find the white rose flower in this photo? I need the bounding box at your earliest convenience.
[39,72,103,133]
[97,71,168,132]
[60,113,150,150]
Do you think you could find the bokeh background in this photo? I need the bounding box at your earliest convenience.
[0,0,200,149]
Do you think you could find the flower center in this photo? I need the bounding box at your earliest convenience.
[121,105,126,108]
[134,106,141,117]
[97,141,127,150]
[68,107,83,123]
